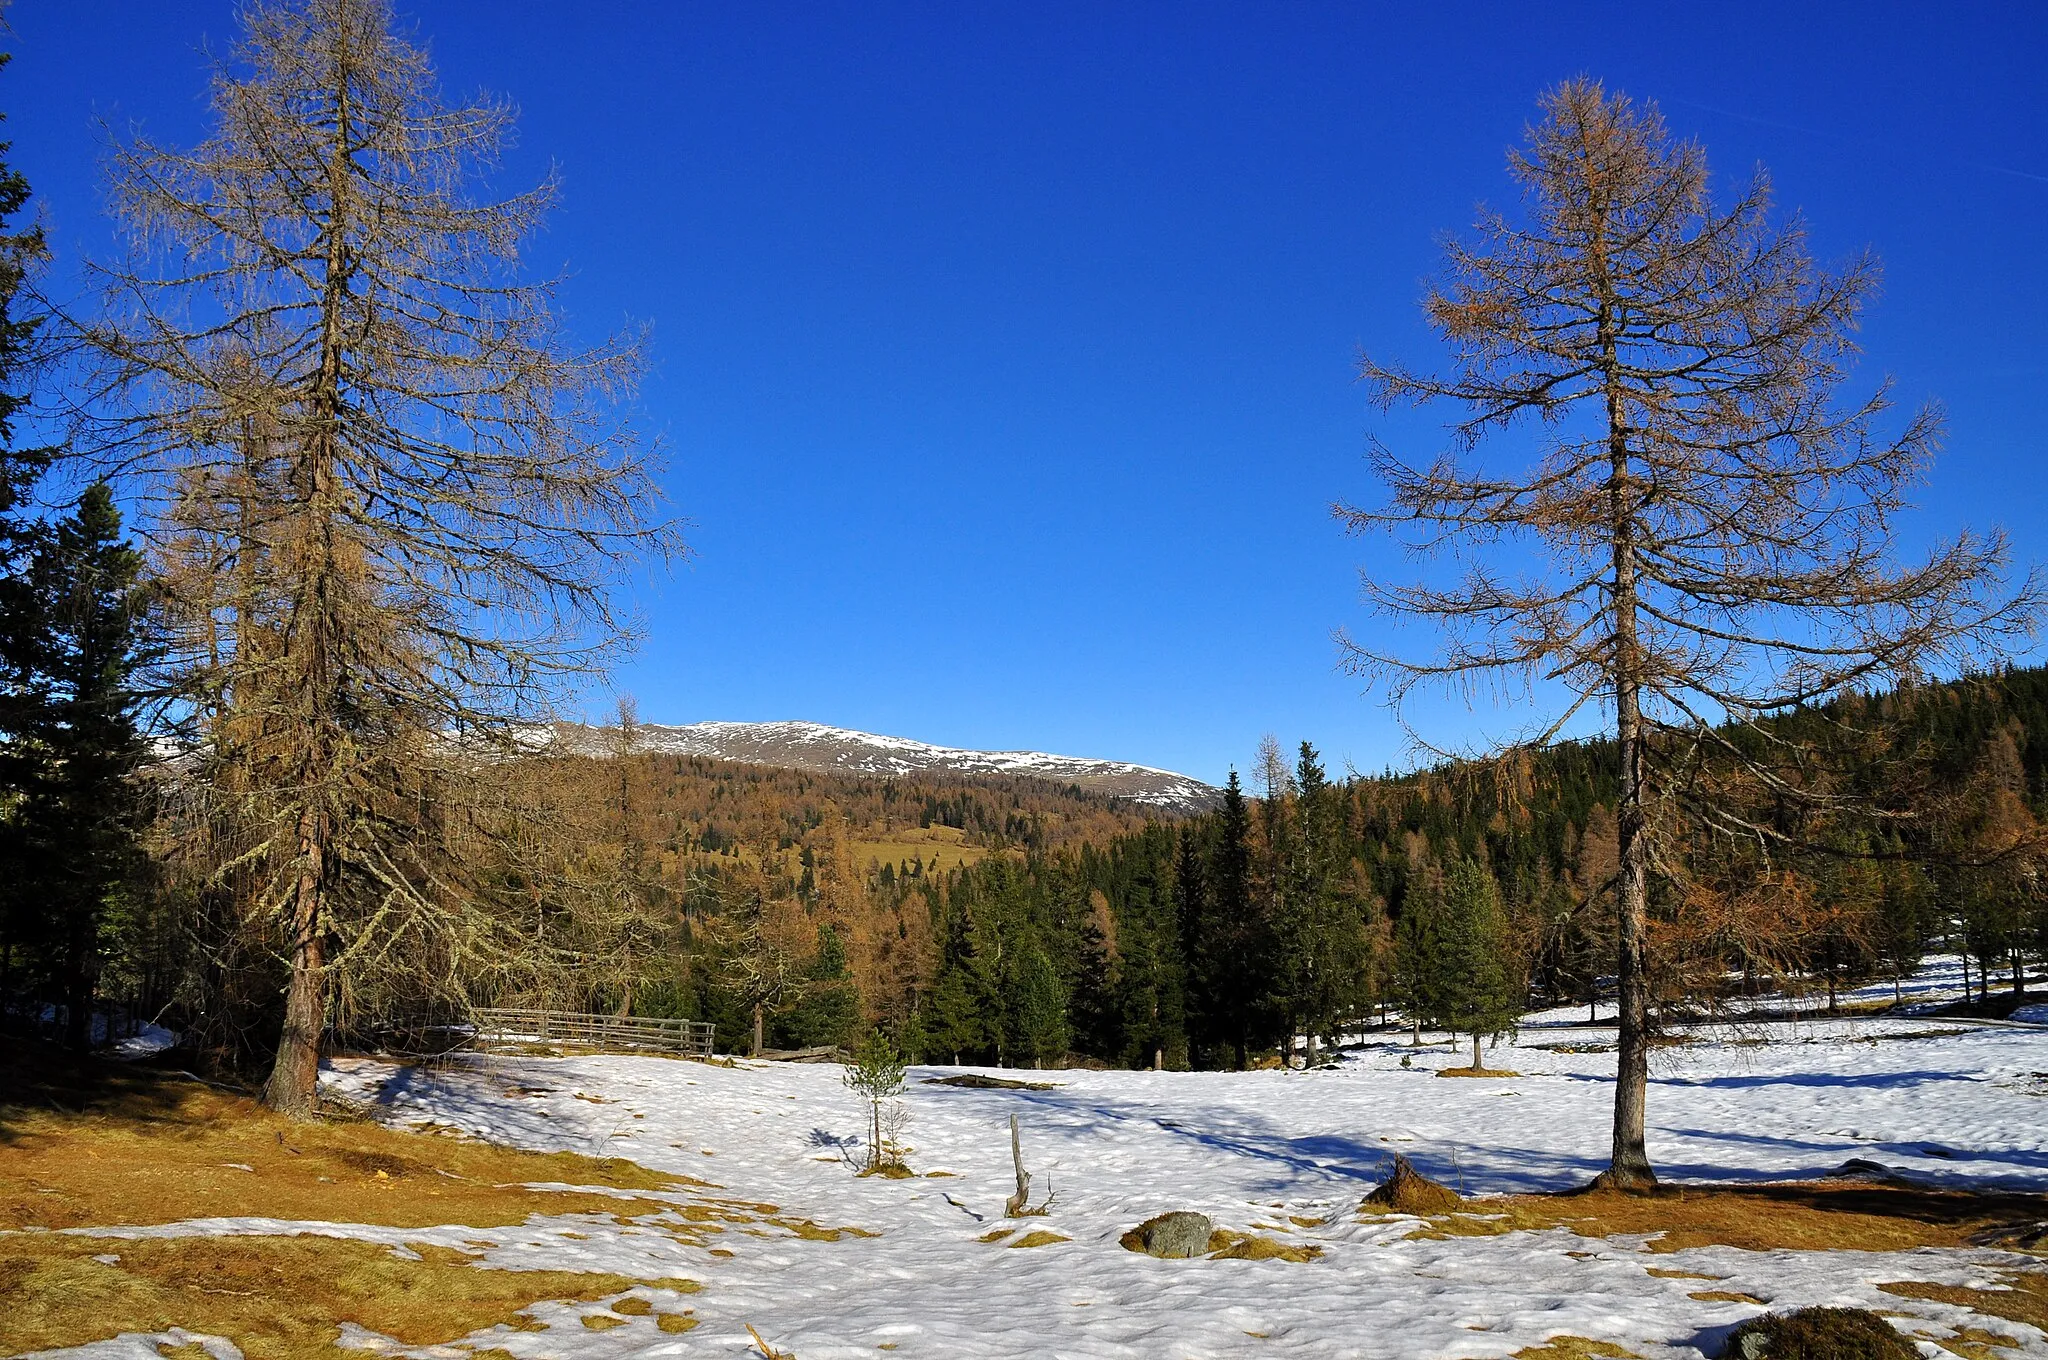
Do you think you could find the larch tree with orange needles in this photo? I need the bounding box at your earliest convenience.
[1341,79,2033,1188]
[71,0,677,1115]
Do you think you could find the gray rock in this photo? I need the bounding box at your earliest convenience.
[1737,1334,1770,1360]
[1134,1211,1213,1259]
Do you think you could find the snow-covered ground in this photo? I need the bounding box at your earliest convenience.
[294,1004,2048,1357]
[41,959,2048,1359]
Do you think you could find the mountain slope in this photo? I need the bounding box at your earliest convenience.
[550,719,1219,813]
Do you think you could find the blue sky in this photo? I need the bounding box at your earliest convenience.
[12,3,2046,785]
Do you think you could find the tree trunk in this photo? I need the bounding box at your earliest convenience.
[64,906,95,1051]
[1153,1046,1163,1071]
[1472,1031,1481,1071]
[751,1002,764,1056]
[265,821,327,1119]
[1597,299,1658,1193]
[1003,1113,1031,1217]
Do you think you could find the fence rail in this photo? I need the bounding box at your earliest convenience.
[471,1007,717,1059]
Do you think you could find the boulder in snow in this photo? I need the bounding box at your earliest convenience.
[1122,1211,1214,1258]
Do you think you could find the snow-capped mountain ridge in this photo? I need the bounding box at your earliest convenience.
[551,719,1219,813]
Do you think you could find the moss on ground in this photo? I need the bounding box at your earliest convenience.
[1414,1182,2048,1254]
[0,1232,698,1359]
[1511,1338,1641,1360]
[0,1037,872,1358]
[0,1039,701,1233]
[1880,1273,2048,1333]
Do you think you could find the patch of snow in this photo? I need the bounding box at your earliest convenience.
[18,1330,243,1360]
[548,719,1221,811]
[111,1022,178,1061]
[28,956,2048,1359]
[300,988,2048,1358]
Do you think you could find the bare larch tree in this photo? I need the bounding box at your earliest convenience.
[73,0,676,1115]
[1341,80,2032,1188]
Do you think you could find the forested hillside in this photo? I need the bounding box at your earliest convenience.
[609,664,2048,1067]
[48,665,2039,1074]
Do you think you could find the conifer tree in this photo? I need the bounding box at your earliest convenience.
[1010,943,1069,1069]
[1433,858,1520,1070]
[1392,855,1445,1046]
[782,924,860,1049]
[1195,771,1273,1068]
[1343,80,2030,1186]
[13,486,155,1047]
[75,0,675,1112]
[0,38,58,1003]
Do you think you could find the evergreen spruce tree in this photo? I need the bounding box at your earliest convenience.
[15,486,154,1048]
[1393,856,1446,1047]
[1172,823,1210,1059]
[780,924,860,1049]
[0,39,58,1015]
[1282,741,1358,1063]
[1197,771,1278,1068]
[1434,859,1521,1070]
[1010,943,1069,1070]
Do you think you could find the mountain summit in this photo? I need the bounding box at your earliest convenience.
[551,719,1219,813]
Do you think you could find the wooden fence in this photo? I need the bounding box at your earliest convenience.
[470,1007,717,1059]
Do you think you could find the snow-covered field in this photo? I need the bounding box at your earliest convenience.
[47,961,2048,1359]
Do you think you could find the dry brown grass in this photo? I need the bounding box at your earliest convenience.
[0,1041,702,1233]
[1511,1338,1641,1360]
[0,1231,698,1359]
[0,1039,878,1359]
[1436,1067,1523,1078]
[1881,1274,2048,1334]
[1204,1230,1323,1263]
[1927,1325,2027,1360]
[1007,1230,1070,1248]
[1428,1182,2048,1254]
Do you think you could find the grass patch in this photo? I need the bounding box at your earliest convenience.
[1007,1230,1070,1248]
[1880,1273,2048,1333]
[0,1039,705,1233]
[1511,1338,1641,1360]
[1204,1230,1322,1263]
[0,1231,698,1359]
[1690,1290,1768,1304]
[1933,1326,2028,1360]
[1436,1066,1522,1078]
[777,1217,879,1241]
[1435,1182,2048,1254]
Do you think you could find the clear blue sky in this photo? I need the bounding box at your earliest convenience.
[12,3,2046,784]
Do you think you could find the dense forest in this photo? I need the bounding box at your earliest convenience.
[23,664,2038,1074]
[591,665,2048,1067]
[584,664,2041,1069]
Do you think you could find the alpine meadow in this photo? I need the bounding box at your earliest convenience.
[3,4,2046,1359]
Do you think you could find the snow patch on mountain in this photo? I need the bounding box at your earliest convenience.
[550,719,1219,813]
